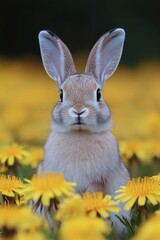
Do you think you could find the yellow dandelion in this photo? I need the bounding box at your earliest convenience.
[145,139,160,160]
[0,206,43,236]
[23,172,77,207]
[22,147,44,168]
[82,192,120,218]
[0,144,29,166]
[152,173,160,184]
[0,174,24,204]
[115,177,160,210]
[132,210,160,240]
[119,140,147,163]
[56,195,86,222]
[15,232,46,240]
[0,164,8,173]
[59,216,111,240]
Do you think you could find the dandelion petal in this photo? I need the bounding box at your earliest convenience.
[138,195,146,206]
[147,194,157,205]
[124,196,137,210]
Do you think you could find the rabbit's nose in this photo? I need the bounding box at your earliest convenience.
[69,107,89,117]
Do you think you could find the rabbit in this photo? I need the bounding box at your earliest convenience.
[37,28,130,235]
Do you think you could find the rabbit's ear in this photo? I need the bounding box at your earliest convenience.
[85,28,125,87]
[38,30,76,86]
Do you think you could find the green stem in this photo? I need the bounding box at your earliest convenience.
[139,205,147,223]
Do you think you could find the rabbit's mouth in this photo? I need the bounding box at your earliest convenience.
[74,116,85,125]
[75,120,84,125]
[72,121,85,126]
[77,121,83,125]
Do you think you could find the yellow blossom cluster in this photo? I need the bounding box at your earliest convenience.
[56,192,120,221]
[119,139,160,164]
[0,144,29,166]
[0,171,160,239]
[0,58,160,239]
[0,143,43,171]
[0,173,114,240]
[0,205,45,239]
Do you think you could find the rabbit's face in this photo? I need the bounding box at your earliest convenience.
[52,74,112,133]
[39,29,125,133]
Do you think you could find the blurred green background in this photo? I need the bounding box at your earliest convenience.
[0,0,159,65]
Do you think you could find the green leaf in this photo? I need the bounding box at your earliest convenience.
[115,215,135,238]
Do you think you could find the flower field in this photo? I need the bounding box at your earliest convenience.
[0,57,160,240]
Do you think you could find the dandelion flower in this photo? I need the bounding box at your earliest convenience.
[15,232,46,240]
[132,210,160,240]
[22,147,44,168]
[82,192,120,218]
[146,139,160,159]
[24,172,77,207]
[0,174,24,204]
[115,177,160,210]
[0,144,29,166]
[56,195,86,222]
[59,216,111,240]
[152,173,160,184]
[0,206,43,237]
[0,164,8,173]
[119,140,147,163]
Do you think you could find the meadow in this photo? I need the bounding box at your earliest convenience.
[0,57,160,240]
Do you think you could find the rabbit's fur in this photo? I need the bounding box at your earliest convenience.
[37,28,130,235]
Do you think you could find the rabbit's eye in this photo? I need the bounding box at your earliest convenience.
[97,88,101,102]
[60,89,63,102]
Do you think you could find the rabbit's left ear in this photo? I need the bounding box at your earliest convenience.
[38,30,76,87]
[85,28,125,87]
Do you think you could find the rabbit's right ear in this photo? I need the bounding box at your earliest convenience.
[38,30,76,87]
[85,28,125,87]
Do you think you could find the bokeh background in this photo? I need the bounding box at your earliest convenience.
[0,0,160,64]
[0,0,160,172]
[0,3,160,239]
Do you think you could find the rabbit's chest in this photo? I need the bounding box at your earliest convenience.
[40,131,119,192]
